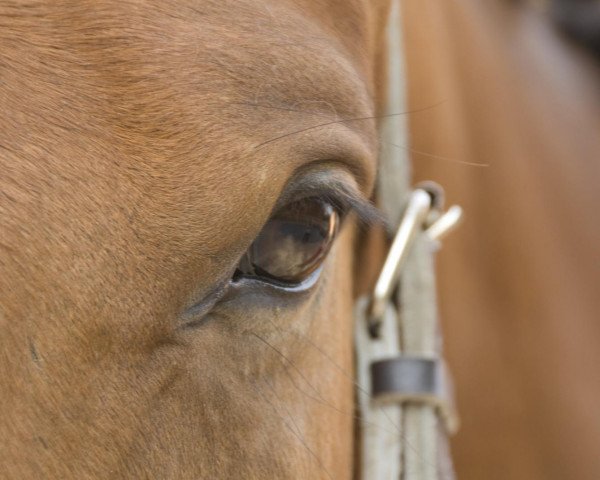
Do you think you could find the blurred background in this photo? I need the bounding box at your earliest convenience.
[401,1,600,479]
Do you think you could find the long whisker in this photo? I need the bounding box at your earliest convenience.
[260,317,392,415]
[300,327,452,476]
[261,320,448,474]
[386,141,490,167]
[255,322,407,434]
[238,101,446,148]
[262,376,304,438]
[249,331,401,436]
[250,331,358,417]
[249,381,335,480]
[236,100,446,118]
[236,100,486,174]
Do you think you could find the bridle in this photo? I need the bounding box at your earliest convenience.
[354,1,462,478]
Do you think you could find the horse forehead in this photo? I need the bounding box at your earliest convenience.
[65,0,378,123]
[111,0,379,222]
[182,0,376,117]
[2,0,379,221]
[2,0,380,168]
[87,1,379,205]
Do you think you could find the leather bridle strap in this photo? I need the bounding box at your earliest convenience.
[354,1,461,479]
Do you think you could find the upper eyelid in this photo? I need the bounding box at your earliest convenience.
[271,169,382,226]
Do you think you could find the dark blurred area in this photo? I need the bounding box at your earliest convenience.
[551,0,600,57]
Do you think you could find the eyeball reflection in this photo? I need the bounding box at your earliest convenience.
[236,198,339,285]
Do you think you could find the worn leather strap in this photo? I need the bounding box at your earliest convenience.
[354,0,459,478]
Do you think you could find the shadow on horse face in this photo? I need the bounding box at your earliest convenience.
[0,0,388,478]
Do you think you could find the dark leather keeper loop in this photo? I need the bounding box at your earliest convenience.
[371,356,439,403]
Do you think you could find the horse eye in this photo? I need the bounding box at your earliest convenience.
[234,197,340,286]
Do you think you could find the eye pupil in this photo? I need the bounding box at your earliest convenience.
[235,198,339,285]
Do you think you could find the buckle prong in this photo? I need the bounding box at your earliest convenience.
[367,188,463,336]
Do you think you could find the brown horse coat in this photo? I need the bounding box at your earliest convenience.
[3,1,599,478]
[0,1,389,478]
[403,1,600,479]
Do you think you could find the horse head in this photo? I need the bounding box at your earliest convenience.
[0,1,390,478]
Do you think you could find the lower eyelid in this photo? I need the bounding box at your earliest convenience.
[179,264,324,330]
[231,265,324,293]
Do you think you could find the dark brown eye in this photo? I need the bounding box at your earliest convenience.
[234,197,340,285]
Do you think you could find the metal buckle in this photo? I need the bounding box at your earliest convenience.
[367,187,463,337]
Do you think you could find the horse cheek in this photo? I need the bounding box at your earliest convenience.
[308,222,356,479]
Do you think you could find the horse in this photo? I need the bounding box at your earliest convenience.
[402,1,600,479]
[2,0,600,479]
[0,1,391,478]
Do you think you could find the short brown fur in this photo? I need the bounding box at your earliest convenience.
[0,1,389,478]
